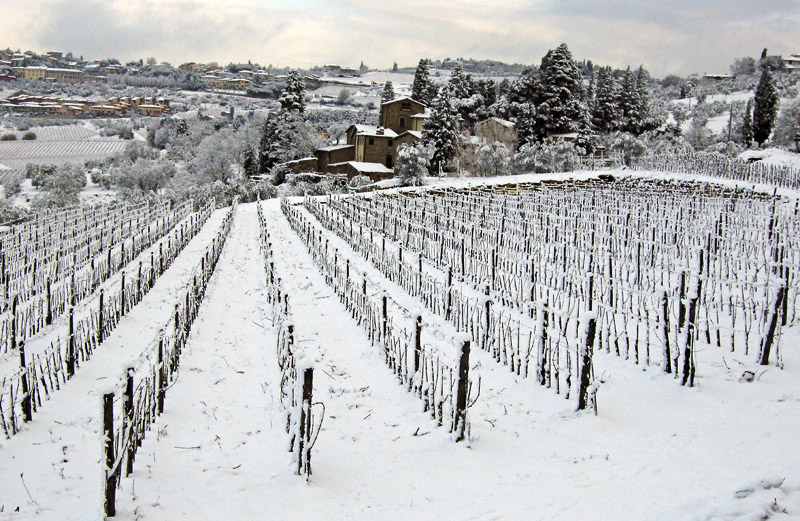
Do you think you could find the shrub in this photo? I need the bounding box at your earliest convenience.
[21,131,37,140]
[0,134,17,141]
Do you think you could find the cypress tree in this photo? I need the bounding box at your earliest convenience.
[279,71,306,114]
[753,68,779,146]
[592,66,621,132]
[421,88,461,174]
[381,81,395,104]
[412,59,436,105]
[741,99,754,147]
[535,43,589,139]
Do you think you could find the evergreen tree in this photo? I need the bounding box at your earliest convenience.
[753,67,779,146]
[534,43,588,139]
[592,66,621,132]
[279,70,306,114]
[477,79,497,107]
[381,81,395,104]
[421,88,462,174]
[258,110,316,173]
[514,103,538,147]
[618,67,641,133]
[243,146,258,178]
[741,99,754,147]
[447,63,471,99]
[412,59,436,105]
[586,69,595,107]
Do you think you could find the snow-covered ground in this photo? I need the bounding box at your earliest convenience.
[739,147,800,169]
[0,192,799,520]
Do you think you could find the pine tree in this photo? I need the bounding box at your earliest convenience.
[592,66,621,132]
[381,81,395,104]
[421,88,462,174]
[753,67,779,146]
[447,63,471,100]
[412,59,436,105]
[243,146,257,178]
[535,43,589,139]
[515,103,537,148]
[258,110,316,174]
[279,70,306,114]
[741,99,754,146]
[618,67,641,133]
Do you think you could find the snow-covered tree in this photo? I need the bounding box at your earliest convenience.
[741,99,754,147]
[535,43,589,139]
[592,66,621,132]
[412,59,436,105]
[772,98,800,148]
[753,67,779,146]
[258,110,317,173]
[279,70,306,114]
[475,142,512,176]
[422,88,462,174]
[396,142,434,186]
[381,81,395,104]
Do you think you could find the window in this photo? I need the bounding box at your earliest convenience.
[401,102,411,111]
[386,154,393,168]
[388,139,393,146]
[369,137,375,145]
[399,117,406,128]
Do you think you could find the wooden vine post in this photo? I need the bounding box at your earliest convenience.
[103,391,116,517]
[454,339,471,442]
[297,367,314,478]
[577,318,597,412]
[759,284,786,366]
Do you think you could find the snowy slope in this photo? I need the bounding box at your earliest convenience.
[0,199,798,521]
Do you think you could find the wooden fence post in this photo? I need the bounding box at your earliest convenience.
[661,292,671,374]
[124,367,134,476]
[157,335,166,414]
[414,314,422,374]
[19,340,32,422]
[446,268,453,321]
[10,293,18,351]
[297,367,313,478]
[759,285,786,366]
[98,289,105,343]
[67,307,75,378]
[577,318,596,411]
[45,277,52,326]
[454,339,471,442]
[103,391,116,517]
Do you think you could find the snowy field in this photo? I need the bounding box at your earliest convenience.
[0,124,128,172]
[0,171,799,520]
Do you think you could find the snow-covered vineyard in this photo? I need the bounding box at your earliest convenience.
[1,170,800,521]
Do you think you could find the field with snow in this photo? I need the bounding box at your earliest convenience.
[0,124,129,173]
[0,170,799,521]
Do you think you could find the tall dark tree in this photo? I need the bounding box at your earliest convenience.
[421,88,461,174]
[617,67,640,133]
[534,43,589,139]
[279,70,306,114]
[412,59,436,105]
[477,79,497,107]
[753,68,779,146]
[258,110,316,173]
[592,66,621,132]
[381,81,395,104]
[447,63,471,99]
[514,103,537,147]
[741,99,754,147]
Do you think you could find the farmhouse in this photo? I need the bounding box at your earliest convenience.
[379,97,427,134]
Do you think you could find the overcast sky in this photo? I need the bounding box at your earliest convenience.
[3,0,798,77]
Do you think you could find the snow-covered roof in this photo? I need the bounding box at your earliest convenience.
[481,117,515,129]
[398,130,422,140]
[381,96,425,108]
[411,111,431,119]
[346,161,393,173]
[358,127,398,138]
[318,144,355,152]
